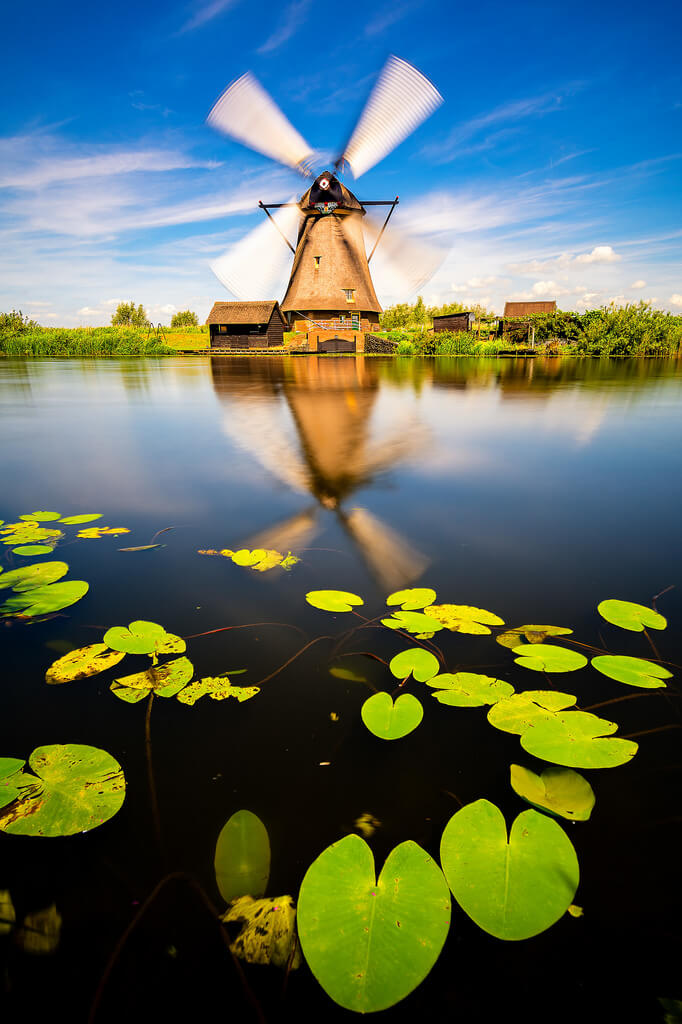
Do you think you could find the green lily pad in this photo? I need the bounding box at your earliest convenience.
[425,604,504,635]
[510,764,595,821]
[297,835,451,1013]
[1,525,63,546]
[329,666,367,682]
[386,588,437,610]
[110,656,194,702]
[381,610,444,634]
[12,545,55,556]
[222,895,300,969]
[0,744,125,836]
[19,511,61,522]
[428,673,515,707]
[306,590,364,612]
[591,655,672,689]
[487,691,578,735]
[103,620,185,656]
[215,809,271,904]
[175,677,259,705]
[0,758,27,811]
[512,644,588,672]
[45,643,126,685]
[389,648,440,682]
[58,514,103,525]
[597,599,666,632]
[1,580,89,617]
[0,561,69,592]
[440,800,579,940]
[361,692,423,740]
[520,711,639,769]
[496,625,573,649]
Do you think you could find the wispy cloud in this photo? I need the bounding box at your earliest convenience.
[364,0,420,36]
[178,0,238,34]
[508,245,621,274]
[257,0,312,54]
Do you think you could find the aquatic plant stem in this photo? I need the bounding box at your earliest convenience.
[254,634,334,687]
[642,627,662,661]
[144,693,166,867]
[183,621,306,641]
[652,584,675,612]
[582,692,682,712]
[623,723,682,739]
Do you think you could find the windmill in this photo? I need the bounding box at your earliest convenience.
[206,57,444,338]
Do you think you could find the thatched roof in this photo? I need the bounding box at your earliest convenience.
[504,300,557,317]
[205,301,284,325]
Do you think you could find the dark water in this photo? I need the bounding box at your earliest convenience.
[1,355,681,1022]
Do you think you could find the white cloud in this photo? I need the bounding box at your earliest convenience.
[23,300,53,307]
[365,0,419,36]
[257,0,312,54]
[76,306,102,317]
[607,294,626,305]
[670,294,682,307]
[509,245,620,274]
[178,0,237,33]
[532,280,569,296]
[574,245,620,264]
[630,279,646,288]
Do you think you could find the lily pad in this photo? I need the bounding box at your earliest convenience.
[15,904,62,955]
[215,809,270,904]
[110,657,194,702]
[329,666,367,683]
[0,561,69,592]
[597,599,666,632]
[428,673,514,707]
[520,711,639,769]
[440,799,579,941]
[77,526,130,539]
[512,644,588,673]
[45,643,126,685]
[297,835,451,1013]
[103,620,185,656]
[58,514,103,525]
[0,758,27,811]
[1,580,89,617]
[222,895,300,968]
[361,692,423,740]
[425,604,504,635]
[591,655,672,689]
[386,588,437,610]
[0,744,125,836]
[389,648,440,682]
[19,511,61,522]
[381,610,444,634]
[487,691,578,735]
[306,590,364,612]
[510,764,595,821]
[0,525,62,546]
[175,677,259,705]
[12,545,54,556]
[496,625,573,649]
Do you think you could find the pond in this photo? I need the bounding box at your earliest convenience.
[1,355,681,1022]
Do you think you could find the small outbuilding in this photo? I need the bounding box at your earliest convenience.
[433,311,475,333]
[206,301,286,350]
[503,301,557,318]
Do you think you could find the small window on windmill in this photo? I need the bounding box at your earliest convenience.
[314,256,321,269]
[343,288,355,303]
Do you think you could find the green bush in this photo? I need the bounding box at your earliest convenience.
[170,310,199,328]
[0,310,40,334]
[111,302,150,328]
[395,339,415,355]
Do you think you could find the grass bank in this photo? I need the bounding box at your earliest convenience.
[0,325,211,356]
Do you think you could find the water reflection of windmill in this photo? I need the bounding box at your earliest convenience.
[211,357,428,591]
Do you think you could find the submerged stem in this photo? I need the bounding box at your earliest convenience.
[183,621,306,641]
[144,693,165,867]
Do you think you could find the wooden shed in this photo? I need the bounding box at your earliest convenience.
[433,311,475,333]
[503,301,557,318]
[206,300,286,349]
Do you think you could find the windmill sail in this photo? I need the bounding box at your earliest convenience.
[211,198,300,300]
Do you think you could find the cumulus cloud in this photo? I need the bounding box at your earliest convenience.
[574,245,620,264]
[509,245,621,274]
[630,279,646,288]
[531,280,569,296]
[670,294,682,307]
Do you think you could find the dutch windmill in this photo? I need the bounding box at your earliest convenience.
[206,57,444,329]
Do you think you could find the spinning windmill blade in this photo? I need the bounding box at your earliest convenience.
[336,56,443,179]
[211,198,300,300]
[340,507,429,593]
[207,72,314,176]
[347,210,446,299]
[242,507,321,556]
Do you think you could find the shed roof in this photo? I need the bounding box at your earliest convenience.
[206,301,284,325]
[433,311,474,320]
[504,300,556,317]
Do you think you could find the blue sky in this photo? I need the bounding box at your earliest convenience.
[1,0,680,325]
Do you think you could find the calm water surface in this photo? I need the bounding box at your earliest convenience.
[1,356,681,1022]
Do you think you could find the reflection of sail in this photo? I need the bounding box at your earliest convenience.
[210,356,429,590]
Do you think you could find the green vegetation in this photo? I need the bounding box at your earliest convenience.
[111,300,150,327]
[170,309,199,327]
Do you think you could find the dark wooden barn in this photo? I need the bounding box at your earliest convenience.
[433,311,475,333]
[206,301,286,349]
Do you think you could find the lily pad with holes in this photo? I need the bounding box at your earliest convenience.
[386,588,437,610]
[1,580,89,617]
[58,514,103,525]
[425,604,504,634]
[0,561,69,592]
[45,643,126,685]
[381,610,444,634]
[0,525,63,546]
[19,512,61,522]
[389,648,440,682]
[306,590,364,612]
[520,711,639,769]
[487,691,578,735]
[222,895,301,968]
[0,744,125,836]
[110,656,194,702]
[496,625,573,649]
[512,644,588,673]
[428,673,515,707]
[597,599,666,632]
[214,809,271,904]
[297,835,451,1013]
[440,799,579,941]
[591,655,672,689]
[361,692,423,740]
[510,764,595,821]
[103,620,185,656]
[175,677,259,705]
